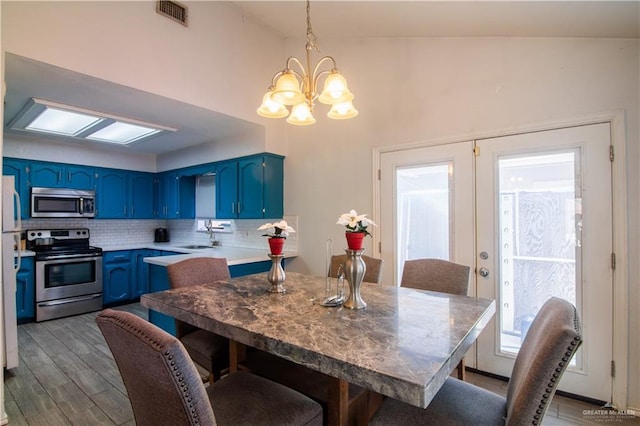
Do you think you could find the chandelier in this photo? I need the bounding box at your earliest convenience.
[257,0,358,126]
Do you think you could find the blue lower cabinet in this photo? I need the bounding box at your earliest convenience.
[148,259,272,335]
[16,257,35,322]
[103,251,133,305]
[132,249,151,298]
[148,264,176,335]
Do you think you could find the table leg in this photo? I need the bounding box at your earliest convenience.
[327,377,349,426]
[228,340,246,373]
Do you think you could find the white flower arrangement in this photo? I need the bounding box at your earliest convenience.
[337,209,376,236]
[257,220,296,238]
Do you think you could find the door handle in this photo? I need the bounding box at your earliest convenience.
[479,267,490,278]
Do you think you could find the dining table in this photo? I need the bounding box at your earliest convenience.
[141,271,495,425]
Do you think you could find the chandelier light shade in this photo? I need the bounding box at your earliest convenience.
[257,89,290,118]
[257,0,358,125]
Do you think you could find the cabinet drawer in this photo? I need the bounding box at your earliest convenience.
[104,251,131,264]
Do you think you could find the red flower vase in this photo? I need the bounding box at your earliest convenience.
[345,232,365,250]
[268,237,285,255]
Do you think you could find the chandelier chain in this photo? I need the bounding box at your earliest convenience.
[306,0,319,53]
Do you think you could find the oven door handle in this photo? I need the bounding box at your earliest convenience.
[38,254,102,261]
[37,294,102,307]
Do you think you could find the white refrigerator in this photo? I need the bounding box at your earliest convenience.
[2,175,21,371]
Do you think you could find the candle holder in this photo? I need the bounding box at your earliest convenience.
[267,254,286,293]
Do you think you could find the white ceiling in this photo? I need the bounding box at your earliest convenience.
[237,1,640,39]
[4,1,638,156]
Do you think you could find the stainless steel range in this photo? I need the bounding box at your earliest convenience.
[26,228,103,322]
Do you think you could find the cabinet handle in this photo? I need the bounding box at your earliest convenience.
[238,202,241,213]
[131,205,134,216]
[68,171,71,182]
[232,202,235,214]
[58,171,62,183]
[123,205,127,216]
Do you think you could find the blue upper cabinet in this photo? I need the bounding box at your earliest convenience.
[3,153,280,221]
[129,172,155,219]
[97,168,128,218]
[263,154,284,219]
[30,162,61,187]
[3,158,31,218]
[155,172,195,219]
[216,154,284,219]
[31,161,95,189]
[216,161,239,219]
[66,166,95,189]
[97,169,155,219]
[238,157,264,218]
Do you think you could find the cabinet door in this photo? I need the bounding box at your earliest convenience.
[16,258,35,321]
[133,250,150,297]
[97,169,128,218]
[179,175,195,219]
[156,172,180,218]
[66,166,95,190]
[103,251,132,304]
[263,155,284,218]
[238,157,264,219]
[3,158,31,218]
[31,162,63,187]
[215,161,238,218]
[130,173,155,219]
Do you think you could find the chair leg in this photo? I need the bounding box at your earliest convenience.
[208,372,215,385]
[457,359,466,381]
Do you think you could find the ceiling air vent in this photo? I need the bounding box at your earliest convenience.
[156,0,188,26]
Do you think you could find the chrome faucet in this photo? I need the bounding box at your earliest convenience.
[205,220,223,246]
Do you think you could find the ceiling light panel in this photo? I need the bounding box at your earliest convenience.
[8,98,176,146]
[86,122,161,144]
[26,107,103,136]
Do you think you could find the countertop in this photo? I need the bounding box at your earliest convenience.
[18,243,297,266]
[141,245,296,267]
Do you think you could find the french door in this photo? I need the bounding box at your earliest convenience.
[378,123,614,401]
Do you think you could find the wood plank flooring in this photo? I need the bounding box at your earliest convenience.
[3,303,639,425]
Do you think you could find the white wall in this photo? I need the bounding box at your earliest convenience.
[281,36,639,408]
[1,1,287,171]
[2,1,638,410]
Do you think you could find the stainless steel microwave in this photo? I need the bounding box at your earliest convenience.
[31,187,96,218]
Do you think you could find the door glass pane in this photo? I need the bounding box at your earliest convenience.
[396,163,452,284]
[498,151,580,355]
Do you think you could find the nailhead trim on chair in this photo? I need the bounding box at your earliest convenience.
[530,306,583,426]
[101,312,205,425]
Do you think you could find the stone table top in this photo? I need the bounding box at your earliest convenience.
[141,272,495,409]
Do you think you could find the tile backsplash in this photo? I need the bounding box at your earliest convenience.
[21,215,299,252]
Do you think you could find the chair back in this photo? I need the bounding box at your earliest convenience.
[168,257,230,338]
[400,258,470,295]
[167,257,230,289]
[505,297,583,425]
[96,309,217,426]
[329,254,384,284]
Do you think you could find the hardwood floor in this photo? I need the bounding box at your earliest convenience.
[3,303,639,425]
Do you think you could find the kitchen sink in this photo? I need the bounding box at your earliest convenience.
[178,244,214,249]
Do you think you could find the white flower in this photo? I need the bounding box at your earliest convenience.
[258,220,296,238]
[337,209,376,235]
